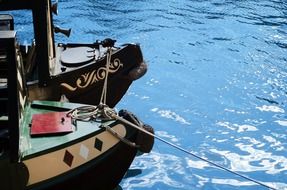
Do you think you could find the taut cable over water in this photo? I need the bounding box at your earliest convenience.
[67,104,277,190]
[106,110,277,190]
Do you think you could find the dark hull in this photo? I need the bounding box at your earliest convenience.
[0,122,139,190]
[28,140,137,190]
[28,44,147,108]
[1,100,152,190]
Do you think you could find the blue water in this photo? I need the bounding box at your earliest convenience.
[11,0,287,189]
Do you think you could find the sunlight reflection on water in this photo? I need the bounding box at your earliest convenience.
[8,0,287,189]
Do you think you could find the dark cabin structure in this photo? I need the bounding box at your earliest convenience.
[0,0,147,108]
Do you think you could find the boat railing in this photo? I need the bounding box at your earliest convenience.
[0,30,28,162]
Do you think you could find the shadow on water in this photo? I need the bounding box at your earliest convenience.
[123,169,142,179]
[113,185,123,190]
[113,169,142,190]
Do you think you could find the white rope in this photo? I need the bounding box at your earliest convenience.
[99,48,112,105]
[67,104,114,121]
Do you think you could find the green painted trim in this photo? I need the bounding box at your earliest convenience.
[19,101,122,160]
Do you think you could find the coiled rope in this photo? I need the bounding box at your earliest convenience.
[67,104,114,121]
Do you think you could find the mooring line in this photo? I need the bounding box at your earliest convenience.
[109,111,277,190]
[62,104,276,190]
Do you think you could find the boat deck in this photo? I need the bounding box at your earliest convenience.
[20,101,113,159]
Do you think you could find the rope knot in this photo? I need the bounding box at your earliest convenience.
[67,104,117,121]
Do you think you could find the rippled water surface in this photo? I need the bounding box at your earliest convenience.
[12,0,287,189]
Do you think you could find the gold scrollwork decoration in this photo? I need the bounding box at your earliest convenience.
[60,58,123,92]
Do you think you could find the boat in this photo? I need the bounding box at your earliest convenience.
[0,0,147,108]
[0,28,154,189]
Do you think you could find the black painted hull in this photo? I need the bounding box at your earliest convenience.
[28,44,146,108]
